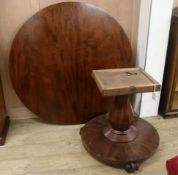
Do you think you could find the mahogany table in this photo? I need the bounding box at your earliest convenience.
[80,68,161,173]
[9,2,134,125]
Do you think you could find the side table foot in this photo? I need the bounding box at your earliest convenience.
[0,116,10,145]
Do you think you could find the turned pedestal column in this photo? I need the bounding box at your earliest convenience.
[80,68,160,173]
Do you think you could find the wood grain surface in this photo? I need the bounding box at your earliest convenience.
[9,2,134,124]
[80,115,159,172]
[81,66,160,171]
[92,68,160,96]
[0,0,140,120]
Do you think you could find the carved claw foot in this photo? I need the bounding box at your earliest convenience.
[125,162,139,173]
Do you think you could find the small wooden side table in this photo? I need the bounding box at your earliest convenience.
[80,68,161,173]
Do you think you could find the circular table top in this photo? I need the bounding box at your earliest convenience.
[9,2,134,124]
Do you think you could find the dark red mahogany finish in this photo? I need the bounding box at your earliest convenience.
[9,2,133,124]
[80,68,160,173]
[81,115,159,172]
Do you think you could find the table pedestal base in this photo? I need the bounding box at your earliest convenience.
[80,115,159,173]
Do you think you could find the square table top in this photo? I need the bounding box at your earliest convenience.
[92,68,161,96]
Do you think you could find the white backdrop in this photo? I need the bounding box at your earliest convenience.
[135,0,174,117]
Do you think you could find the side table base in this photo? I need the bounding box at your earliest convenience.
[80,115,159,173]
